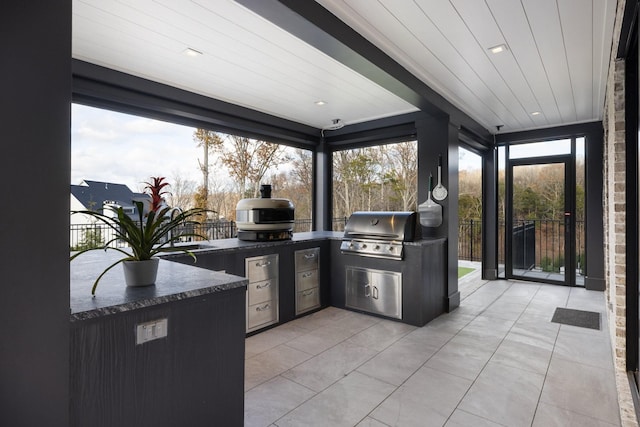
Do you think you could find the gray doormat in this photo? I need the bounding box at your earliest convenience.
[551,307,600,330]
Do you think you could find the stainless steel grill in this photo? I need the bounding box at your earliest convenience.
[340,211,419,260]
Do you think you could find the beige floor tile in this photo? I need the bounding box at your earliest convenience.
[553,327,613,369]
[540,357,620,424]
[490,334,553,375]
[245,344,312,391]
[244,376,315,427]
[282,341,378,392]
[285,323,354,355]
[275,372,395,427]
[244,281,621,427]
[330,310,383,335]
[458,361,545,427]
[245,323,309,358]
[356,334,442,386]
[346,318,416,351]
[403,324,455,348]
[355,417,389,427]
[288,306,351,331]
[510,315,560,350]
[421,311,474,334]
[461,314,515,339]
[424,335,495,381]
[533,402,620,427]
[481,300,528,321]
[370,366,472,427]
[444,409,504,427]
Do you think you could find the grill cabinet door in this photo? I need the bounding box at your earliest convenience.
[370,271,402,319]
[345,266,401,320]
[345,267,371,312]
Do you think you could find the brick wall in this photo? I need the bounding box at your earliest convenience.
[603,1,638,425]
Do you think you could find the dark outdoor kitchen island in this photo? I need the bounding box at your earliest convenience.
[162,231,341,334]
[330,237,448,327]
[69,252,247,427]
[163,231,448,328]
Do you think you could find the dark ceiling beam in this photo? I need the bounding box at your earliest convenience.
[495,121,603,145]
[237,0,492,145]
[72,60,319,148]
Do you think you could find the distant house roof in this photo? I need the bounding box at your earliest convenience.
[71,180,150,216]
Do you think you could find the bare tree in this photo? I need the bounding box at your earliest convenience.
[192,129,224,211]
[381,141,417,211]
[210,134,291,197]
[167,173,196,210]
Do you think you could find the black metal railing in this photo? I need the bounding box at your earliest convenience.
[70,218,353,250]
[72,217,583,273]
[459,218,585,274]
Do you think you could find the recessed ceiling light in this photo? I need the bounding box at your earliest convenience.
[315,100,327,106]
[183,48,203,57]
[531,111,541,116]
[488,44,508,54]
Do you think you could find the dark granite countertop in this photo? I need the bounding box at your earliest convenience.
[155,231,443,259]
[156,231,344,258]
[70,231,445,322]
[70,250,248,322]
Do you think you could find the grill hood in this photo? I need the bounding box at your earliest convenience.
[343,211,419,242]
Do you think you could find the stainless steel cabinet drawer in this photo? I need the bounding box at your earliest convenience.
[294,248,319,272]
[296,269,319,291]
[246,254,278,282]
[247,301,278,331]
[296,288,320,314]
[247,279,277,306]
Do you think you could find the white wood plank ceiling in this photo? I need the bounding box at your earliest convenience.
[72,0,617,134]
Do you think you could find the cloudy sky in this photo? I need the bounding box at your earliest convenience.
[71,103,487,195]
[71,104,205,192]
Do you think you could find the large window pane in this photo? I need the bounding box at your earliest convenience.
[71,103,313,248]
[332,141,417,230]
[509,139,571,159]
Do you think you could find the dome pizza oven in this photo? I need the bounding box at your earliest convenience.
[236,185,294,241]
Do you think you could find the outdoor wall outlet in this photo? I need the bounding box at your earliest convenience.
[136,318,168,345]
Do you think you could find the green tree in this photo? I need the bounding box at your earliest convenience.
[72,223,104,251]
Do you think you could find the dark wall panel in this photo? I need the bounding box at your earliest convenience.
[70,289,246,427]
[0,2,71,425]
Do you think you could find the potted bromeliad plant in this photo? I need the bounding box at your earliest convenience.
[71,176,209,295]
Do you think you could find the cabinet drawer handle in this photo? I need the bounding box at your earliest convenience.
[256,303,270,312]
[302,290,314,297]
[304,253,316,259]
[302,272,314,278]
[256,261,271,267]
[256,282,271,289]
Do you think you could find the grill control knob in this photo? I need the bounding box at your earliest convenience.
[361,244,367,249]
[388,246,395,252]
[374,245,380,250]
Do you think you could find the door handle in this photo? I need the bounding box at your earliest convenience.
[372,286,379,300]
[364,284,371,297]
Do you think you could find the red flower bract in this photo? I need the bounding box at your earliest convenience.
[144,176,171,213]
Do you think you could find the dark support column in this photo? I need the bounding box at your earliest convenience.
[0,1,71,425]
[417,115,460,311]
[585,127,606,291]
[483,148,498,280]
[314,138,332,231]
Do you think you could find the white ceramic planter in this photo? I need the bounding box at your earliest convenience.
[122,258,159,287]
